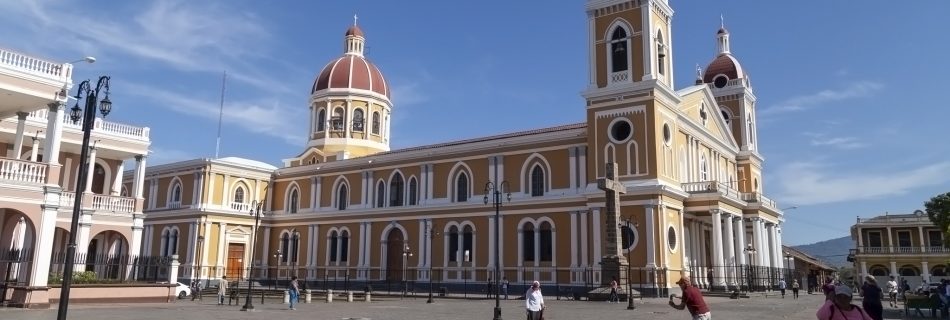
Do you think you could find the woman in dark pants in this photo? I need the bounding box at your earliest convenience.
[861,275,884,320]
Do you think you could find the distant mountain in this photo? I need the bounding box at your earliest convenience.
[793,236,852,268]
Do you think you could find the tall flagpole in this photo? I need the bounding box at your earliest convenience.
[215,71,227,159]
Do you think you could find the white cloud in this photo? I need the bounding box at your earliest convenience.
[147,146,196,166]
[810,136,866,150]
[774,161,950,206]
[124,82,305,145]
[762,81,884,115]
[389,81,429,106]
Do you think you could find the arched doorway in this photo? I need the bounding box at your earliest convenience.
[87,230,129,280]
[386,230,405,282]
[0,209,36,286]
[92,163,106,194]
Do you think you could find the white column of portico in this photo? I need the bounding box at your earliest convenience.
[216,222,227,277]
[11,111,28,159]
[766,223,775,269]
[723,212,736,287]
[751,218,763,266]
[132,155,146,198]
[110,161,124,195]
[30,136,40,161]
[30,204,58,287]
[922,261,931,283]
[890,261,898,278]
[43,102,65,165]
[710,210,726,289]
[775,225,785,270]
[861,261,868,278]
[84,146,97,193]
[735,217,747,265]
[694,220,707,287]
[644,205,656,268]
[74,210,93,269]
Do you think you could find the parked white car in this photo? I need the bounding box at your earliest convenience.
[175,282,192,299]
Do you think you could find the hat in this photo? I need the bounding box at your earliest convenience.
[676,276,691,285]
[834,285,853,296]
[864,275,876,284]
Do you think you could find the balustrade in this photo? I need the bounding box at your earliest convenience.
[0,157,47,184]
[59,191,136,214]
[0,47,71,81]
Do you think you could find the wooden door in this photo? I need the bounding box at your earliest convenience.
[227,243,245,280]
[386,231,403,281]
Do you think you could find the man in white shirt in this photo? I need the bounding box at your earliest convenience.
[525,281,545,320]
[886,276,898,308]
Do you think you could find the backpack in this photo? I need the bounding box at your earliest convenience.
[827,303,866,320]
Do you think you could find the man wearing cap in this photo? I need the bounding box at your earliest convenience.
[669,276,711,320]
[816,285,872,320]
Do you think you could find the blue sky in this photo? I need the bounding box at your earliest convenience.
[2,0,949,246]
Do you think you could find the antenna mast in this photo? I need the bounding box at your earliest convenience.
[215,71,227,159]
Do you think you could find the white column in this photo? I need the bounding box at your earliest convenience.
[752,218,763,266]
[570,211,578,268]
[644,205,656,268]
[775,225,785,269]
[310,177,318,210]
[890,261,898,277]
[592,208,602,266]
[861,261,868,278]
[919,226,927,253]
[29,202,59,287]
[217,222,228,276]
[133,155,147,198]
[922,261,931,283]
[533,227,541,267]
[131,213,144,255]
[84,146,97,193]
[886,227,894,253]
[710,210,726,288]
[735,217,747,265]
[111,161,124,195]
[12,112,28,159]
[75,211,93,263]
[723,212,736,285]
[696,221,707,287]
[261,227,272,267]
[30,137,40,162]
[580,209,589,268]
[357,223,366,267]
[43,102,64,165]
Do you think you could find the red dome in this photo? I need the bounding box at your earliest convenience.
[703,54,745,84]
[311,55,389,98]
[346,25,364,37]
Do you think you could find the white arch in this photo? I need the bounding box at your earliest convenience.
[603,144,616,170]
[519,153,553,195]
[379,221,409,242]
[92,158,112,194]
[626,140,640,175]
[406,175,419,205]
[387,169,407,206]
[160,226,181,256]
[331,175,351,209]
[166,176,184,206]
[446,161,474,202]
[375,179,386,208]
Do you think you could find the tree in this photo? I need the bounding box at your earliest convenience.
[925,192,950,246]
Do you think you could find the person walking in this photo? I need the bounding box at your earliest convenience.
[860,276,884,320]
[792,279,800,299]
[823,277,837,301]
[816,285,873,320]
[288,276,300,310]
[217,276,229,305]
[885,276,898,308]
[609,277,619,303]
[502,277,510,300]
[525,281,545,320]
[669,276,711,320]
[779,279,787,298]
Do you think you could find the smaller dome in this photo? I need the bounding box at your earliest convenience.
[312,55,389,97]
[346,25,364,37]
[703,54,745,85]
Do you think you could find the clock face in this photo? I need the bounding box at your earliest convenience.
[714,75,729,88]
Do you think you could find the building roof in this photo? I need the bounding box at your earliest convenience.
[703,54,745,84]
[368,123,588,157]
[214,157,278,170]
[312,55,389,97]
[783,245,835,271]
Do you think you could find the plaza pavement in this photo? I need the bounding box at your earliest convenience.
[0,292,910,320]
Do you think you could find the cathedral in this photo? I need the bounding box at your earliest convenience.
[135,0,785,296]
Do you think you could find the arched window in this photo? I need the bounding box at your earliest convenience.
[455,172,469,202]
[539,221,553,262]
[372,112,381,134]
[609,27,628,73]
[530,165,545,197]
[448,226,459,262]
[171,183,182,203]
[352,109,365,132]
[522,223,535,262]
[291,232,300,263]
[899,265,920,277]
[721,108,732,127]
[337,184,348,210]
[331,107,345,131]
[408,178,418,206]
[233,186,245,204]
[390,172,404,207]
[317,109,326,131]
[288,188,299,214]
[462,225,474,263]
[376,181,385,208]
[657,30,667,75]
[280,233,290,263]
[329,231,339,262]
[161,228,179,257]
[700,155,709,181]
[340,230,350,262]
[160,229,170,256]
[869,265,889,277]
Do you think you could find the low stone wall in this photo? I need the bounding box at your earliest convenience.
[48,283,176,304]
[6,283,176,308]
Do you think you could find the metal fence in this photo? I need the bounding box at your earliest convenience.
[47,251,170,284]
[689,264,798,292]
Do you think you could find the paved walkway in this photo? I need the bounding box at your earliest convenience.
[0,292,910,319]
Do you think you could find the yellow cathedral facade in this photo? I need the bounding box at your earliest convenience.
[136,0,785,296]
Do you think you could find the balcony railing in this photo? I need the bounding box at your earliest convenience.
[681,181,742,202]
[25,108,150,140]
[60,191,137,214]
[0,47,72,82]
[741,192,779,211]
[852,246,950,255]
[230,202,250,212]
[0,157,48,184]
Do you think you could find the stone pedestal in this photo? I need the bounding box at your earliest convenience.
[601,255,629,287]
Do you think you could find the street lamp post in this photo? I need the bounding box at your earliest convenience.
[241,200,265,311]
[195,235,204,301]
[402,243,412,297]
[621,217,639,310]
[744,244,756,292]
[426,224,439,304]
[274,250,283,289]
[784,251,793,284]
[483,181,510,320]
[57,76,112,320]
[291,229,299,278]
